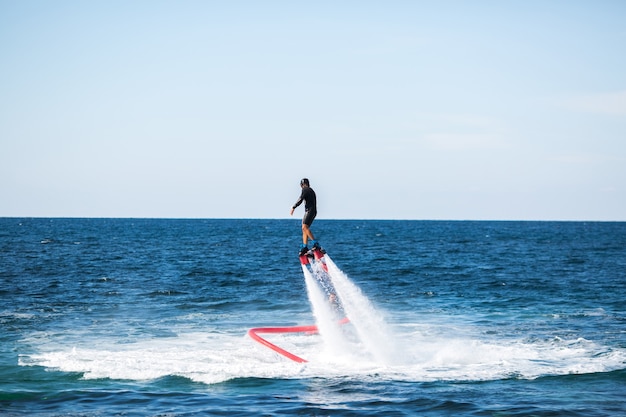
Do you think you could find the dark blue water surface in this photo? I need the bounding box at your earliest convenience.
[1,218,625,416]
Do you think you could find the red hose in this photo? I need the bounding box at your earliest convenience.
[248,318,349,363]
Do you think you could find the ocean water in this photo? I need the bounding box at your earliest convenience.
[1,218,625,416]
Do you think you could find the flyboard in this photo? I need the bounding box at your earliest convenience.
[247,246,349,362]
[299,245,328,272]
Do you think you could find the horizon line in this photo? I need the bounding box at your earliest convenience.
[1,216,624,223]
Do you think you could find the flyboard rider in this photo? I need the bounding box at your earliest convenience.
[290,178,321,256]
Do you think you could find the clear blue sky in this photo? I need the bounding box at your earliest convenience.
[1,1,625,220]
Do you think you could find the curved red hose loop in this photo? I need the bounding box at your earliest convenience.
[248,318,349,363]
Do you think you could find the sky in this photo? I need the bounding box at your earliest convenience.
[1,0,625,220]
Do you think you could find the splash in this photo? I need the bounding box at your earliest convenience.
[302,264,351,359]
[323,255,399,364]
[299,253,399,365]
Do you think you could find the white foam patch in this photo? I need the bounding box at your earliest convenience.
[20,331,308,384]
[396,330,626,381]
[19,322,626,385]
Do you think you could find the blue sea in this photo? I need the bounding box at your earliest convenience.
[1,218,625,416]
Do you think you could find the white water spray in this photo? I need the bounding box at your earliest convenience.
[302,265,350,358]
[324,255,399,364]
[301,253,400,365]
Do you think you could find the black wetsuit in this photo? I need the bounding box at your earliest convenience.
[293,186,317,226]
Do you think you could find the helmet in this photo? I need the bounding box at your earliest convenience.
[300,178,309,186]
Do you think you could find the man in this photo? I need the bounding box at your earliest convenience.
[290,178,320,255]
